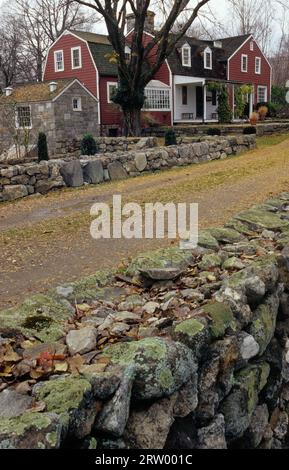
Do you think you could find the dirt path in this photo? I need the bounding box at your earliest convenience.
[1,137,289,309]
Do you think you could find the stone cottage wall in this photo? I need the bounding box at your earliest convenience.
[53,82,99,157]
[1,196,289,448]
[0,135,255,202]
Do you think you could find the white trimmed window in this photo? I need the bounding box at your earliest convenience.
[182,44,191,67]
[125,46,131,62]
[204,47,212,70]
[257,86,268,103]
[16,106,32,128]
[107,82,118,103]
[72,97,82,111]
[241,54,248,72]
[143,88,170,110]
[250,41,254,51]
[71,47,82,69]
[54,50,64,72]
[255,57,261,74]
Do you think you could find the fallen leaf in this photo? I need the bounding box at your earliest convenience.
[54,361,69,373]
[67,354,85,374]
[28,401,46,413]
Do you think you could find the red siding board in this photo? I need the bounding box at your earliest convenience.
[228,38,271,102]
[43,33,97,96]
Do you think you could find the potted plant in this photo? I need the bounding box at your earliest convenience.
[258,106,268,121]
[249,112,259,126]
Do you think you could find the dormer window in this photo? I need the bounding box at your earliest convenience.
[182,44,191,67]
[204,47,212,70]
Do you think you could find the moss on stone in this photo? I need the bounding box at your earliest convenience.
[125,247,193,277]
[174,318,205,337]
[103,338,167,365]
[198,253,222,270]
[203,302,237,339]
[198,230,219,250]
[0,294,72,342]
[64,270,115,301]
[234,208,289,231]
[248,303,277,355]
[35,377,92,415]
[206,227,244,243]
[158,368,174,390]
[0,412,53,436]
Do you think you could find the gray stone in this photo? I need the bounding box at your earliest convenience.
[56,285,74,298]
[143,302,160,314]
[124,395,176,449]
[238,332,260,360]
[82,160,104,184]
[2,184,28,201]
[197,415,227,449]
[139,267,185,281]
[113,311,141,322]
[107,161,128,181]
[94,365,135,437]
[66,327,97,355]
[0,389,32,418]
[134,153,147,171]
[223,257,245,270]
[244,405,269,448]
[60,161,83,187]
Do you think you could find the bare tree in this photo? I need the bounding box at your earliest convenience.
[225,0,275,54]
[0,0,99,83]
[73,0,211,135]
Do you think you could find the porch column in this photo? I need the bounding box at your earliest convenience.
[249,92,253,116]
[232,84,235,121]
[203,84,207,122]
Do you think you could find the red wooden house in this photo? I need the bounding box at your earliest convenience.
[43,12,271,133]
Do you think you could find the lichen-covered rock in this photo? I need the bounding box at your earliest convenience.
[173,378,198,418]
[197,414,227,449]
[94,365,135,437]
[202,302,237,339]
[198,254,222,270]
[34,376,95,439]
[248,293,279,355]
[0,294,73,342]
[223,257,245,271]
[102,338,197,401]
[198,231,219,250]
[125,247,193,278]
[206,227,244,244]
[220,363,270,440]
[0,412,63,449]
[234,208,289,231]
[172,318,209,358]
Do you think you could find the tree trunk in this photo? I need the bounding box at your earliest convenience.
[123,107,142,137]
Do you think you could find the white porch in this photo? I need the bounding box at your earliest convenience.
[173,76,218,124]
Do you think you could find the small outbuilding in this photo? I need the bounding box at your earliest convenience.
[0,78,99,158]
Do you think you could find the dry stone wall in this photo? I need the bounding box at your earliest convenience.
[1,195,289,448]
[0,135,255,202]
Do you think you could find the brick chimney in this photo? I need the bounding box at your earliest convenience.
[126,10,155,34]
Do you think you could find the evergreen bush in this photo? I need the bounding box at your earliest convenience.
[80,134,97,156]
[207,127,221,136]
[37,132,49,162]
[243,126,257,135]
[165,128,177,146]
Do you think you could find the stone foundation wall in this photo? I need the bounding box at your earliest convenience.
[1,196,289,448]
[0,135,255,202]
[143,121,289,138]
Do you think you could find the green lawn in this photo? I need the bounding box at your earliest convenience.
[256,133,289,148]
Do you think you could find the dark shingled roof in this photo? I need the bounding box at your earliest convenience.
[0,79,75,103]
[167,34,251,79]
[69,29,252,79]
[88,42,118,76]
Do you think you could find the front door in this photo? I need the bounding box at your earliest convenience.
[196,86,204,119]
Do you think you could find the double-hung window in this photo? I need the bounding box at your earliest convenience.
[257,86,267,103]
[255,57,261,74]
[54,50,64,72]
[71,47,82,69]
[182,45,191,67]
[204,47,212,70]
[241,54,248,72]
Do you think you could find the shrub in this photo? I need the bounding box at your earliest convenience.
[217,87,232,123]
[207,127,221,136]
[243,126,257,135]
[80,134,97,156]
[249,112,259,125]
[165,129,177,146]
[258,105,268,121]
[255,101,278,118]
[37,132,49,162]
